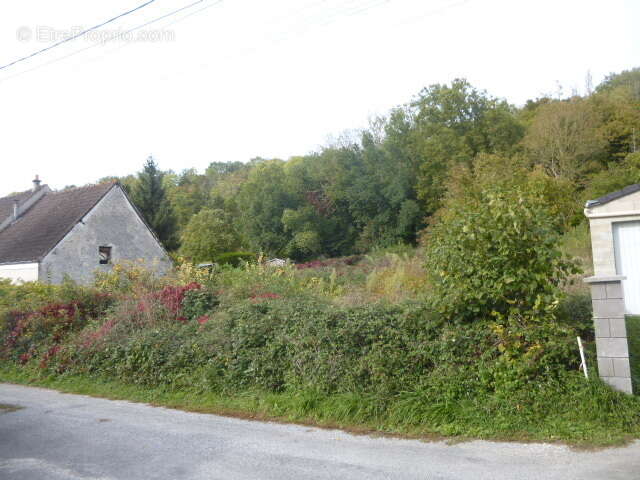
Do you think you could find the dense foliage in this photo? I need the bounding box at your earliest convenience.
[1,256,639,445]
[426,167,579,323]
[104,68,639,262]
[130,157,179,250]
[179,208,241,262]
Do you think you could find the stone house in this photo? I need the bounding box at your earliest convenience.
[0,177,171,284]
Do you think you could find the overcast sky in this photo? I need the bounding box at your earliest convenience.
[0,0,638,196]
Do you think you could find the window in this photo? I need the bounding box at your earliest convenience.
[99,246,112,265]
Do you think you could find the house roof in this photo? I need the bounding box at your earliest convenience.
[0,182,116,264]
[585,184,640,208]
[0,190,37,223]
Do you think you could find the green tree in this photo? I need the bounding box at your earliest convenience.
[236,160,299,256]
[131,156,179,251]
[410,79,524,214]
[597,67,640,99]
[179,208,241,262]
[523,97,606,182]
[592,83,640,161]
[167,169,211,230]
[584,152,640,202]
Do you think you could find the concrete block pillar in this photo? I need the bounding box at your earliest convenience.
[585,275,633,394]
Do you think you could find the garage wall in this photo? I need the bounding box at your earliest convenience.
[0,263,39,283]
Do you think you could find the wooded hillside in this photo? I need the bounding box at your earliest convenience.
[108,68,640,261]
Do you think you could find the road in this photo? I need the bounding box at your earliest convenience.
[0,383,639,480]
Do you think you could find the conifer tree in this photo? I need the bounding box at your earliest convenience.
[131,156,179,250]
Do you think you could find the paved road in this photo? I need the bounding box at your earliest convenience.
[0,384,639,480]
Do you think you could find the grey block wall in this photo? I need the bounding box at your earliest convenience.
[586,276,633,394]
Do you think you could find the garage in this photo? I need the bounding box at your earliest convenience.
[585,184,640,394]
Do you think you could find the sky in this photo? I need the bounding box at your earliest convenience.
[0,0,638,196]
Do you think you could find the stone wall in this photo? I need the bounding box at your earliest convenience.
[40,186,171,284]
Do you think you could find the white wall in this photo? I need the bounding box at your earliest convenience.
[0,262,39,283]
[585,190,640,277]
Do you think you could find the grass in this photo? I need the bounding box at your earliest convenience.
[0,402,23,413]
[2,364,639,449]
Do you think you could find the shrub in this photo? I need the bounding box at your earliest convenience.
[425,183,579,323]
[179,209,242,263]
[1,289,113,368]
[556,292,593,339]
[424,178,584,388]
[182,288,219,321]
[214,252,257,267]
[93,260,166,295]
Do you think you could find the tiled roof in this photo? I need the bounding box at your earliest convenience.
[0,190,36,223]
[0,183,116,264]
[585,184,640,208]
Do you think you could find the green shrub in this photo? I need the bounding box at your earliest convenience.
[557,292,593,339]
[182,288,219,321]
[214,252,257,267]
[425,184,579,323]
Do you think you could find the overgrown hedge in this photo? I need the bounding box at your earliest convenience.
[0,284,604,400]
[1,267,639,445]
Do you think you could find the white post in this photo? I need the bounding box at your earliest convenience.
[577,336,588,379]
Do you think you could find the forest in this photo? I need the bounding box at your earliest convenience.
[105,67,640,263]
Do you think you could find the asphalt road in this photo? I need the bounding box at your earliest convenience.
[0,383,639,480]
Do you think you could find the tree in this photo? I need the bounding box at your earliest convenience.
[523,98,606,182]
[236,160,299,256]
[409,79,524,214]
[98,174,137,194]
[167,169,211,230]
[583,152,640,202]
[131,157,179,250]
[179,208,241,262]
[597,67,640,99]
[592,84,640,161]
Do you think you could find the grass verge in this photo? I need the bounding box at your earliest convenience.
[0,402,23,413]
[2,364,639,449]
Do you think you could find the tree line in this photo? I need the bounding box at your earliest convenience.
[106,67,640,262]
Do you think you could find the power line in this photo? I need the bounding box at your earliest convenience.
[149,0,223,32]
[76,0,223,66]
[0,0,223,84]
[0,0,158,72]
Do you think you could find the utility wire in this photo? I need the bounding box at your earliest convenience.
[0,0,223,84]
[78,0,222,65]
[0,0,158,72]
